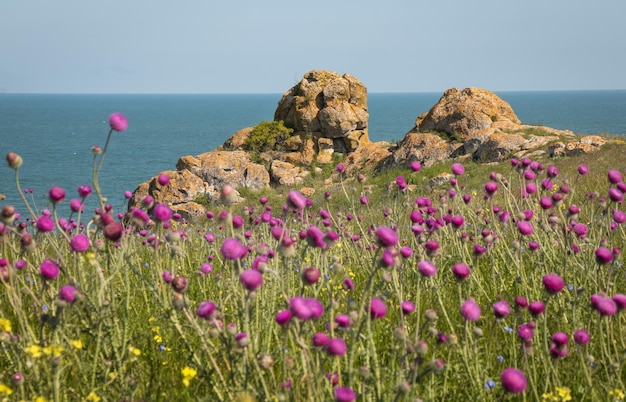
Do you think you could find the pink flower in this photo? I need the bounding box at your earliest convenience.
[418,260,437,277]
[103,222,124,241]
[492,300,511,318]
[517,221,533,236]
[573,329,590,345]
[312,332,330,347]
[401,301,415,314]
[410,161,422,172]
[578,164,589,175]
[451,163,465,176]
[40,259,60,280]
[157,174,170,186]
[196,301,217,319]
[77,184,92,198]
[452,263,470,279]
[302,266,320,285]
[109,112,128,132]
[326,338,347,356]
[595,247,613,264]
[48,187,66,204]
[500,368,527,394]
[239,269,263,291]
[369,298,387,319]
[607,169,623,184]
[460,299,481,321]
[287,190,308,210]
[153,203,172,222]
[59,285,79,303]
[542,273,565,294]
[275,310,291,326]
[528,301,545,316]
[334,387,356,402]
[375,226,398,247]
[221,238,248,260]
[70,234,90,252]
[37,215,55,232]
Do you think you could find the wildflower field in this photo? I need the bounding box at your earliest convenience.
[1,114,626,401]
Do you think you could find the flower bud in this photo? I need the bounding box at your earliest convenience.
[6,152,23,169]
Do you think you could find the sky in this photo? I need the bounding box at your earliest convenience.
[1,0,626,94]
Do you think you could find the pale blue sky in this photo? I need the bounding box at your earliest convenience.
[1,0,625,94]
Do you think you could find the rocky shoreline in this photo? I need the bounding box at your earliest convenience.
[129,70,607,218]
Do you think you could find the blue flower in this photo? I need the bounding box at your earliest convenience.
[497,355,505,362]
[485,379,496,391]
[503,326,513,333]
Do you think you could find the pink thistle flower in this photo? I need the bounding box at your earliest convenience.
[70,234,90,252]
[613,293,626,310]
[40,259,60,280]
[275,309,291,326]
[326,338,347,356]
[196,301,217,319]
[221,238,248,260]
[157,174,170,186]
[484,181,498,195]
[517,221,533,236]
[109,112,128,132]
[103,222,124,242]
[514,296,528,309]
[595,247,613,265]
[37,215,55,232]
[77,184,92,198]
[410,161,422,172]
[452,263,471,279]
[334,387,356,402]
[153,203,172,222]
[239,269,263,291]
[460,299,481,321]
[573,329,590,345]
[312,332,330,347]
[578,164,589,175]
[492,300,511,318]
[69,199,84,213]
[547,166,559,178]
[500,368,527,394]
[342,278,354,291]
[302,266,320,285]
[48,187,66,204]
[517,324,534,340]
[287,190,308,210]
[418,260,437,277]
[375,226,398,247]
[401,301,415,314]
[6,152,23,169]
[369,298,387,319]
[528,301,545,316]
[59,285,79,303]
[552,332,569,346]
[451,163,465,176]
[400,246,413,258]
[607,169,623,184]
[542,273,565,294]
[592,295,617,316]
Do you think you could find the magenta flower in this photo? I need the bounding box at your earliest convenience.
[517,221,533,236]
[48,187,66,204]
[157,174,170,186]
[335,314,351,328]
[153,204,172,222]
[400,246,413,258]
[592,295,617,316]
[196,301,217,319]
[375,226,398,247]
[547,165,559,178]
[287,190,308,210]
[418,260,437,277]
[492,300,511,318]
[578,164,589,175]
[401,301,415,314]
[608,169,623,184]
[514,296,529,309]
[460,299,481,322]
[334,387,356,402]
[70,234,90,252]
[501,368,527,394]
[410,160,422,172]
[595,247,613,264]
[336,163,345,173]
[609,188,624,202]
[452,263,470,279]
[239,269,263,291]
[484,181,498,195]
[275,309,291,326]
[451,163,465,176]
[109,112,128,132]
[59,285,79,303]
[302,266,320,285]
[613,294,626,310]
[528,301,545,316]
[370,298,387,319]
[573,329,590,345]
[40,259,60,280]
[517,324,534,340]
[326,338,347,356]
[77,184,92,198]
[542,273,565,294]
[103,222,124,241]
[342,278,354,291]
[312,332,330,347]
[37,215,55,233]
[552,332,569,346]
[221,238,248,260]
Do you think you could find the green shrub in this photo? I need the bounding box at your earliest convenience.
[244,120,294,153]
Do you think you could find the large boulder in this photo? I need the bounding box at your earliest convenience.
[176,150,269,190]
[274,70,370,157]
[384,133,462,169]
[128,169,208,210]
[415,87,521,140]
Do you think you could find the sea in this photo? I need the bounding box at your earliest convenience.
[1,90,625,216]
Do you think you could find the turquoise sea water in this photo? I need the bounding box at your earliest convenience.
[1,91,625,215]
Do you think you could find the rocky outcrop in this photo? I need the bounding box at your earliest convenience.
[548,135,607,157]
[383,133,462,170]
[270,160,310,186]
[274,70,370,161]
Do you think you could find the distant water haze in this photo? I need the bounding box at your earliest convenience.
[0,91,625,215]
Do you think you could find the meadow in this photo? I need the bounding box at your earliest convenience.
[1,113,625,401]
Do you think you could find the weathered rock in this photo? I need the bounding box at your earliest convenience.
[176,150,269,189]
[129,169,207,210]
[275,70,370,154]
[317,138,335,164]
[548,135,606,157]
[415,87,520,141]
[385,133,462,169]
[300,187,316,198]
[425,173,454,192]
[473,133,528,162]
[341,141,394,175]
[270,160,310,186]
[223,127,253,150]
[171,202,207,220]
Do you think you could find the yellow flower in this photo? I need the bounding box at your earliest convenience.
[0,383,12,396]
[181,366,197,387]
[153,334,163,344]
[556,387,572,401]
[610,389,625,401]
[43,345,63,357]
[85,391,101,402]
[128,345,141,356]
[34,396,49,402]
[25,344,43,358]
[70,339,83,349]
[0,318,12,333]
